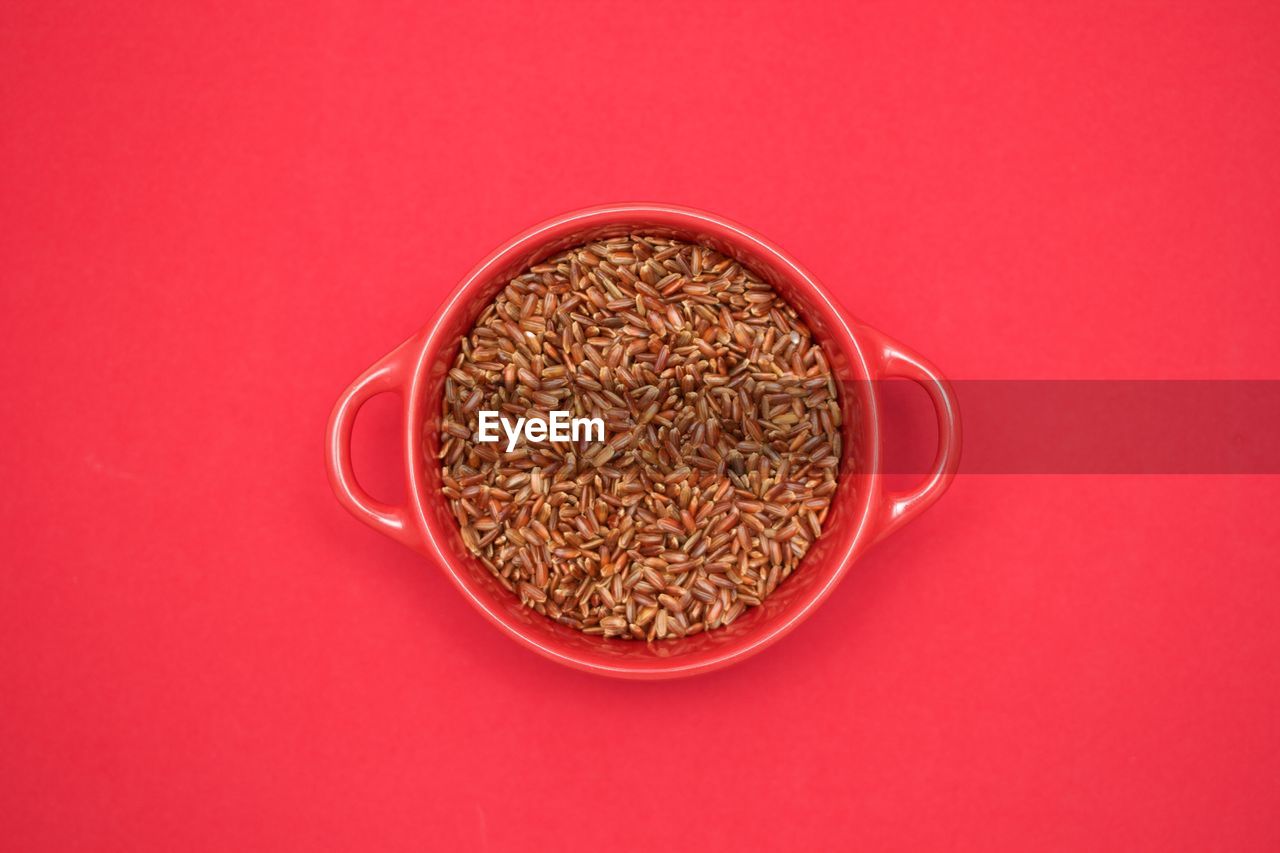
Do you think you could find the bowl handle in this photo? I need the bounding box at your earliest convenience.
[861,326,962,545]
[325,337,422,552]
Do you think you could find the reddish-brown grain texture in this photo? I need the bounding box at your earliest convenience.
[437,237,843,640]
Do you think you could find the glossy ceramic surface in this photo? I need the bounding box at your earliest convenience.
[325,204,960,679]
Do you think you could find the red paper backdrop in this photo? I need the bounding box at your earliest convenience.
[3,2,1279,850]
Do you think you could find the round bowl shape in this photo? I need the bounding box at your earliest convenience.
[326,204,960,679]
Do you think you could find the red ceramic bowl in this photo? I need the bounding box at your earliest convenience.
[325,203,960,679]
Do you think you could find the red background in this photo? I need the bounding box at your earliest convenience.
[3,2,1279,850]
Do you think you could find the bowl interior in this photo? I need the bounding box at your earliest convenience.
[410,210,880,675]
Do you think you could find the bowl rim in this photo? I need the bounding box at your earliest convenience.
[399,203,890,678]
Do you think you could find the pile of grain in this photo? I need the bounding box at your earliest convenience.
[439,236,841,640]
